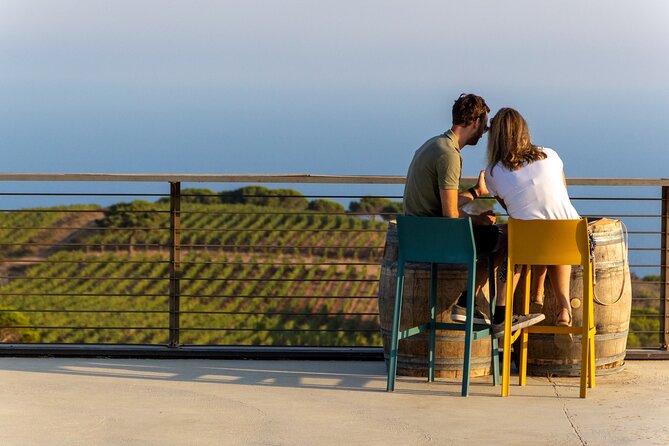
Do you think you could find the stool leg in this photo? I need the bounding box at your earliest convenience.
[580,287,592,398]
[491,337,500,386]
[519,267,531,387]
[580,267,589,397]
[488,256,500,386]
[428,263,438,383]
[580,263,596,398]
[580,320,588,398]
[461,260,476,397]
[387,263,405,392]
[588,281,596,390]
[588,334,596,389]
[502,261,514,397]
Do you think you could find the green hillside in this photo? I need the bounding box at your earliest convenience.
[82,202,384,259]
[0,205,100,257]
[0,189,390,346]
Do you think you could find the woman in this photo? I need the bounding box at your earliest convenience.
[484,107,579,326]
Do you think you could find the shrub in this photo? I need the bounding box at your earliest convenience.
[0,309,39,342]
[157,188,220,205]
[307,199,345,213]
[97,200,165,228]
[220,186,308,209]
[348,197,403,221]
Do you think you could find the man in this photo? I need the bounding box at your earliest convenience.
[403,93,544,337]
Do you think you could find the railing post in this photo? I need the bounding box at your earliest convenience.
[169,182,181,348]
[661,185,668,350]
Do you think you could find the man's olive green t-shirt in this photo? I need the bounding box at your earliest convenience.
[403,130,462,216]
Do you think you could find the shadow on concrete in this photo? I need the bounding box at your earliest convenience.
[0,357,512,397]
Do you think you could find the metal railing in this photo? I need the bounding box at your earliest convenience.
[0,174,667,359]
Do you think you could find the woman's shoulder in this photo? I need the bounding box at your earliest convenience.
[485,162,509,179]
[538,147,558,157]
[536,147,564,168]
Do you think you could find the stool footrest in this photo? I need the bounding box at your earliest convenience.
[398,322,493,341]
[525,325,597,335]
[398,323,431,340]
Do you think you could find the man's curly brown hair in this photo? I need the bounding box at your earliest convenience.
[452,93,490,127]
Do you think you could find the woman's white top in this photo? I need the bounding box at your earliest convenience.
[484,147,580,220]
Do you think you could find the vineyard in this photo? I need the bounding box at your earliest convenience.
[83,202,385,259]
[0,205,100,257]
[0,193,389,346]
[0,187,663,349]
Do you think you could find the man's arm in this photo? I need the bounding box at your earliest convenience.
[440,189,461,218]
[441,169,496,224]
[441,188,496,224]
[457,189,477,208]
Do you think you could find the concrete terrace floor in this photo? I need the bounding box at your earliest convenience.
[0,358,668,446]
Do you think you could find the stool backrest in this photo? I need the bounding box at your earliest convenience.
[508,218,590,267]
[396,215,476,265]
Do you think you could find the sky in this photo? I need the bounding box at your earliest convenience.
[1,0,668,180]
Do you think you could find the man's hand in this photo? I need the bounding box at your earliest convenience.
[470,210,496,225]
[474,170,489,197]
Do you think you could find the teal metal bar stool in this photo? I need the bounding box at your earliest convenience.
[386,216,499,396]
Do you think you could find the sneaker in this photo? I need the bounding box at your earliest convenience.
[492,313,546,338]
[450,304,491,325]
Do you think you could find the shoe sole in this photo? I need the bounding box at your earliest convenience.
[493,314,546,338]
[451,313,491,325]
[512,314,546,331]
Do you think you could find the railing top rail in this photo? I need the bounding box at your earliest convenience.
[0,173,406,184]
[0,173,668,186]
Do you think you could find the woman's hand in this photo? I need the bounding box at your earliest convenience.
[474,170,489,197]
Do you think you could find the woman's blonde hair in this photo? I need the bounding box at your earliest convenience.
[487,107,546,174]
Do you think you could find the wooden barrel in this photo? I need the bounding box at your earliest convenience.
[377,222,493,378]
[520,218,632,376]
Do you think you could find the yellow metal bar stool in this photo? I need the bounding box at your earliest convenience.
[386,216,499,397]
[501,218,596,398]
